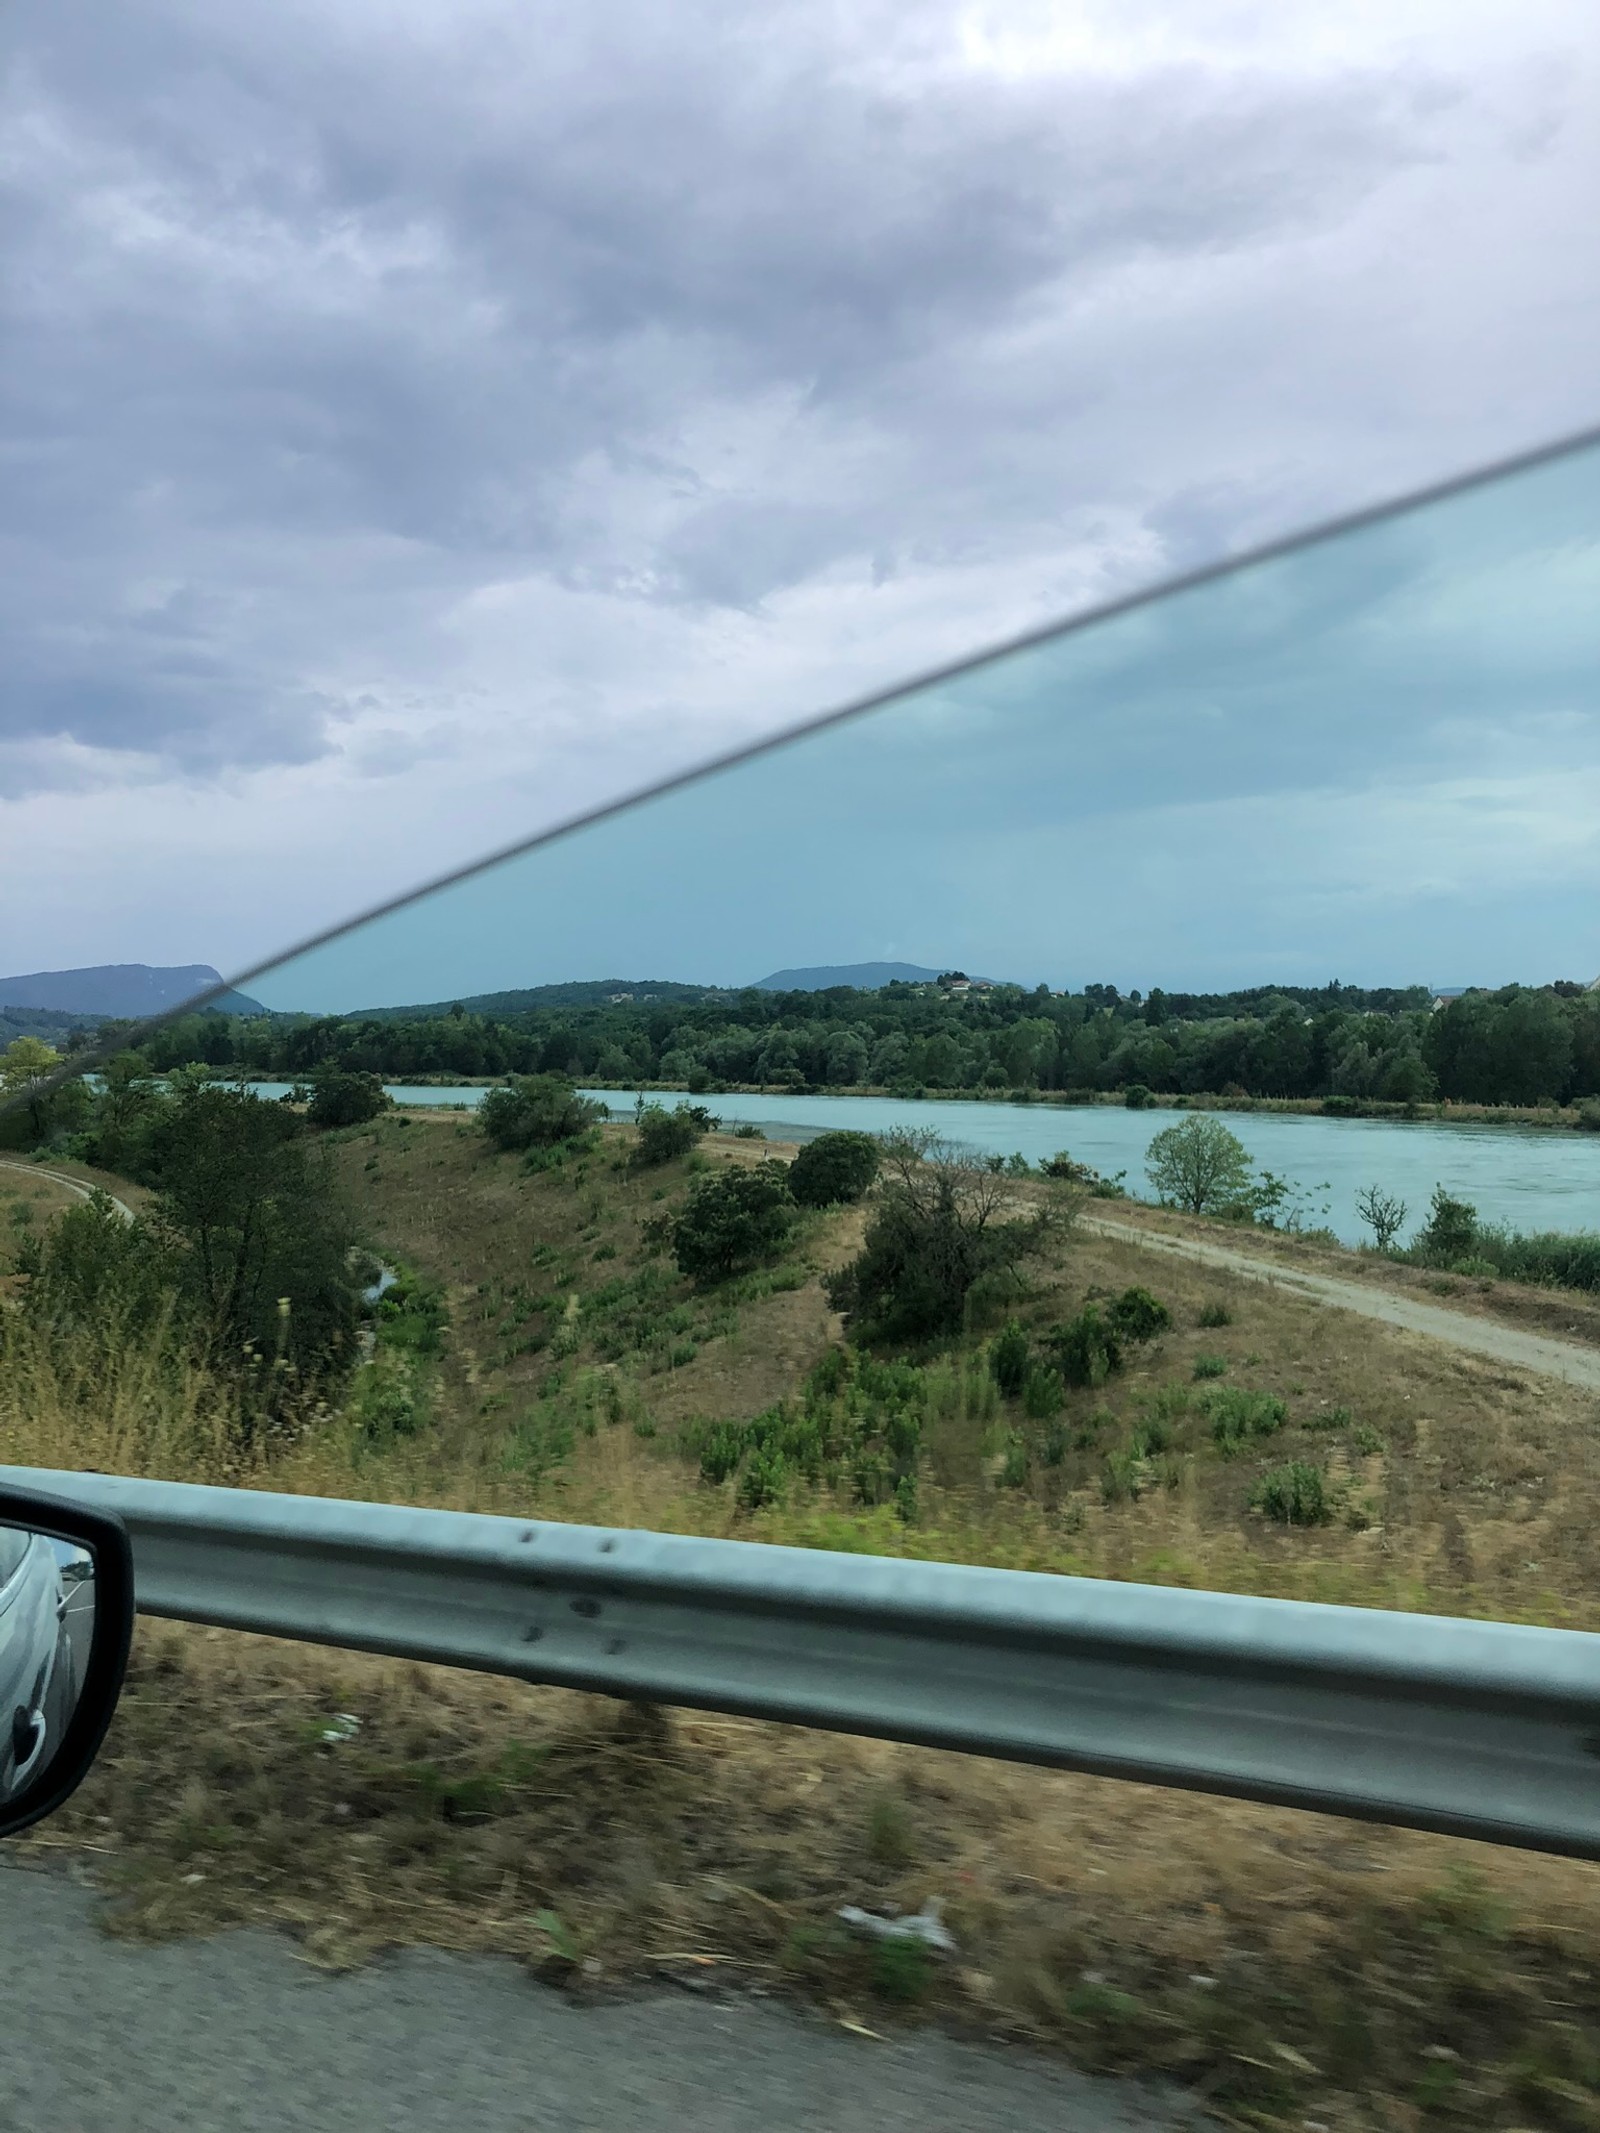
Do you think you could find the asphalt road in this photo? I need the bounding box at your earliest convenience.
[0,1870,1194,2133]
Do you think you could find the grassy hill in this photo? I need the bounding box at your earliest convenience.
[7,1114,1600,2126]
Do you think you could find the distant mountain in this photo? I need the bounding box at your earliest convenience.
[0,964,265,1019]
[752,962,947,992]
[346,979,718,1021]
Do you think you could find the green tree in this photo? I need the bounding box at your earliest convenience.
[1144,1117,1254,1214]
[307,1067,392,1129]
[671,1161,795,1283]
[480,1074,604,1153]
[825,1133,1058,1344]
[787,1130,881,1208]
[0,1036,63,1141]
[632,1100,714,1167]
[81,1052,164,1171]
[144,1084,359,1419]
[824,1029,870,1086]
[1416,1185,1478,1264]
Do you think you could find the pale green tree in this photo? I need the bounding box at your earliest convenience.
[1144,1116,1253,1215]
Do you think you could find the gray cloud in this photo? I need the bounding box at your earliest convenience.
[0,0,1597,979]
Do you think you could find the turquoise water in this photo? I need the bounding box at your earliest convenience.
[243,1082,1600,1248]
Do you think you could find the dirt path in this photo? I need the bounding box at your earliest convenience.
[1086,1212,1600,1393]
[0,1158,136,1223]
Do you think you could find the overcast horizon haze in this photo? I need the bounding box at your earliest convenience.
[4,0,1599,999]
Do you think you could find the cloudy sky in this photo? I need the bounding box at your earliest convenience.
[4,0,1599,994]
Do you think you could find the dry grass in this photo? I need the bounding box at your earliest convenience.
[15,1621,1600,2131]
[0,1168,85,1288]
[9,1114,1600,2127]
[1104,1195,1600,1351]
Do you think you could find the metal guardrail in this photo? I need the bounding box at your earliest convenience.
[7,1466,1600,1857]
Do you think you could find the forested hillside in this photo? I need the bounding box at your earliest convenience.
[118,975,1600,1109]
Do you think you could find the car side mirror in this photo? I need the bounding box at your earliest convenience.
[0,1486,134,1840]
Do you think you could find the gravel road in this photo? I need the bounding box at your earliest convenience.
[0,1158,136,1223]
[1087,1213,1600,1392]
[0,1870,1193,2133]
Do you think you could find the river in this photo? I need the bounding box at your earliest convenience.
[243,1081,1600,1249]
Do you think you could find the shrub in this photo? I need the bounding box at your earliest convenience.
[999,1435,1030,1487]
[738,1442,789,1510]
[1040,1150,1095,1182]
[1197,1300,1232,1328]
[989,1319,1031,1398]
[825,1133,1056,1344]
[1304,1403,1353,1432]
[1022,1364,1064,1418]
[1205,1386,1288,1455]
[1355,1182,1408,1252]
[1107,1286,1171,1343]
[1321,1093,1362,1117]
[731,1122,765,1140]
[1101,1448,1147,1504]
[787,1130,881,1208]
[671,1162,795,1283]
[307,1068,391,1129]
[697,1420,747,1484]
[1577,1100,1600,1133]
[632,1101,715,1167]
[480,1075,605,1154]
[1416,1185,1479,1264]
[1122,1083,1156,1110]
[1049,1304,1122,1387]
[1192,1354,1228,1380]
[1454,1226,1600,1294]
[1145,1117,1253,1214]
[1252,1461,1331,1525]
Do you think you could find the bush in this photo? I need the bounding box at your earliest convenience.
[1192,1354,1228,1380]
[632,1101,715,1168]
[1022,1364,1064,1418]
[480,1075,605,1154]
[1577,1100,1600,1133]
[1044,1285,1169,1390]
[787,1130,881,1208]
[1355,1182,1408,1252]
[989,1319,1031,1397]
[698,1420,747,1484]
[1106,1286,1171,1343]
[1040,1150,1095,1182]
[307,1068,391,1129]
[1123,1083,1156,1110]
[1049,1304,1122,1388]
[1451,1225,1600,1294]
[825,1133,1057,1344]
[1252,1461,1331,1525]
[1205,1386,1288,1455]
[1197,1300,1232,1328]
[671,1161,794,1283]
[1145,1117,1253,1214]
[1416,1185,1478,1264]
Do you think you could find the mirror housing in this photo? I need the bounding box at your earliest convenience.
[0,1485,134,1840]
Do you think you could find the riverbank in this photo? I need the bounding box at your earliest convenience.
[252,1072,1599,1133]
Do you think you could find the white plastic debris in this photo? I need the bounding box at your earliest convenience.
[836,1899,957,1956]
[320,1713,362,1744]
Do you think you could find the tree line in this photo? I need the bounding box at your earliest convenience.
[92,975,1600,1111]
